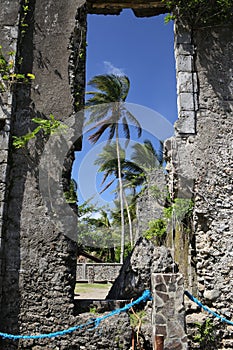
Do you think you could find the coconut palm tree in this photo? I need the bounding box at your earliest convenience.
[86,74,142,263]
[94,142,135,248]
[123,139,164,194]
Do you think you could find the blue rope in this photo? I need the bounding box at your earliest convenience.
[185,290,233,326]
[0,290,152,340]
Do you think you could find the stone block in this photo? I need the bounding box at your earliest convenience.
[0,133,9,150]
[177,93,194,111]
[175,112,196,135]
[175,43,194,56]
[176,55,193,73]
[177,72,193,93]
[0,163,7,182]
[175,29,192,45]
[0,150,8,164]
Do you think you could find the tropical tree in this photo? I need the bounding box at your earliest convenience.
[94,142,135,247]
[123,139,164,195]
[86,74,142,263]
[78,202,116,262]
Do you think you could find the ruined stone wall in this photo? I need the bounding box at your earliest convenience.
[1,1,233,349]
[0,0,20,335]
[76,263,122,283]
[136,169,167,236]
[165,22,233,349]
[0,1,87,349]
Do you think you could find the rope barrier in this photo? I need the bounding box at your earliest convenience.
[185,290,233,326]
[0,290,152,341]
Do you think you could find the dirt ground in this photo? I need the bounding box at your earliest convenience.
[74,283,112,300]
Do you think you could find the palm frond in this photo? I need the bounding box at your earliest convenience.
[99,179,115,194]
[88,123,111,144]
[108,123,116,141]
[125,110,142,137]
[122,116,130,142]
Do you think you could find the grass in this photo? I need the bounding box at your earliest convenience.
[74,283,111,294]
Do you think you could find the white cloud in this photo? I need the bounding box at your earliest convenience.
[103,61,125,76]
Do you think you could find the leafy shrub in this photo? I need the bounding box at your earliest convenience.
[162,0,233,26]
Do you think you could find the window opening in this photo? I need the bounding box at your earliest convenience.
[72,8,177,302]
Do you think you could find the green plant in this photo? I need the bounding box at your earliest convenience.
[64,179,78,204]
[0,45,35,92]
[12,114,67,148]
[164,198,194,222]
[129,308,147,349]
[89,306,97,314]
[162,0,233,26]
[129,310,146,328]
[143,218,167,245]
[20,0,30,35]
[193,318,216,349]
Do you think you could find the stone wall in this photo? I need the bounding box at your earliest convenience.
[1,1,233,349]
[137,169,167,236]
[151,273,187,350]
[0,1,87,349]
[0,0,20,338]
[165,22,233,349]
[76,263,122,283]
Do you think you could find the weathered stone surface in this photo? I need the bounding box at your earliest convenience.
[0,1,86,349]
[152,273,187,350]
[76,263,122,283]
[87,0,167,17]
[169,22,233,349]
[136,169,167,235]
[107,239,176,300]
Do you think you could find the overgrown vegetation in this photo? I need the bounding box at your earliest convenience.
[12,114,67,148]
[162,0,233,26]
[129,307,149,350]
[0,45,35,92]
[143,198,194,245]
[143,218,167,245]
[193,318,216,349]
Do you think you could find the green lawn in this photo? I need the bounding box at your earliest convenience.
[74,283,112,294]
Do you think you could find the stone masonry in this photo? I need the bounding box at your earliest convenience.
[165,22,233,349]
[76,263,122,283]
[0,1,87,349]
[0,0,233,349]
[152,273,187,350]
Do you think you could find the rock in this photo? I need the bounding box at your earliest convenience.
[107,238,177,300]
[203,289,220,301]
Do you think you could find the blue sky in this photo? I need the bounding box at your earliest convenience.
[86,10,177,123]
[72,10,177,207]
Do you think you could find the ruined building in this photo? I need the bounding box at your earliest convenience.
[0,0,232,349]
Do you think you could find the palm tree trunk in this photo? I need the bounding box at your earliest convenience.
[115,122,125,264]
[123,190,133,248]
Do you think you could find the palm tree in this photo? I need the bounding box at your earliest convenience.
[86,74,142,263]
[123,139,163,194]
[94,142,135,248]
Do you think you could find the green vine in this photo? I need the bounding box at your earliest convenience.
[13,114,67,148]
[162,0,233,26]
[0,45,35,92]
[20,0,30,36]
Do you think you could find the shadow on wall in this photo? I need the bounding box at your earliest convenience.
[0,1,37,348]
[194,26,233,113]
